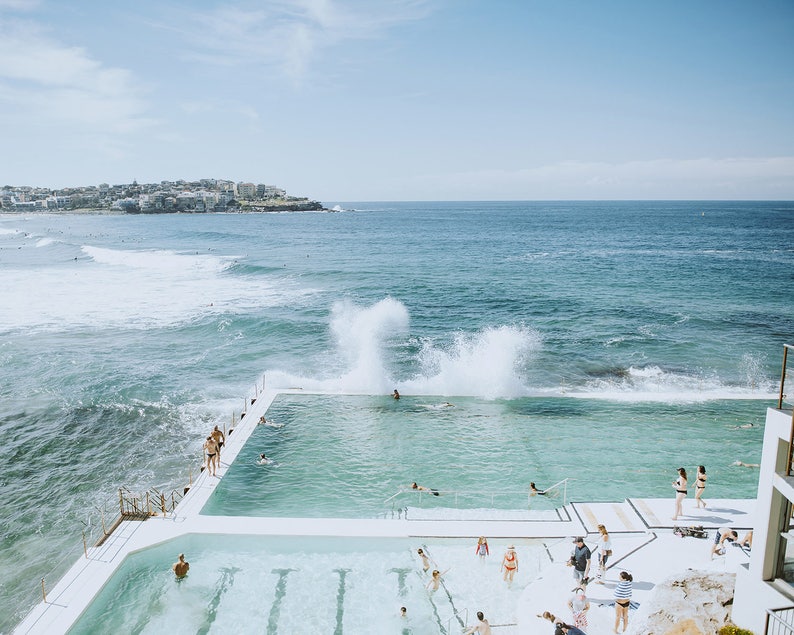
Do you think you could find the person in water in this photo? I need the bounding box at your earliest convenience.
[411,482,440,496]
[530,482,546,496]
[257,453,272,465]
[417,548,431,572]
[426,568,449,591]
[172,553,189,579]
[501,545,518,583]
[393,389,400,400]
[475,536,490,560]
[464,611,492,635]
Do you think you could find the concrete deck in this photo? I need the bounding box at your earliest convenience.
[13,388,759,634]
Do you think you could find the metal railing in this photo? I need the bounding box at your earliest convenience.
[778,344,794,475]
[766,606,794,635]
[384,478,570,512]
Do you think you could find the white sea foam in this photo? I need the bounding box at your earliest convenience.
[35,237,56,247]
[265,298,541,399]
[0,227,19,236]
[567,365,776,402]
[0,245,310,332]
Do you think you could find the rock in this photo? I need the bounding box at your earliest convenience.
[630,570,735,635]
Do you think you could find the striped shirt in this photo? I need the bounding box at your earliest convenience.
[614,580,633,600]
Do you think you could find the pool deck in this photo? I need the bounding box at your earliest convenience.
[13,389,759,634]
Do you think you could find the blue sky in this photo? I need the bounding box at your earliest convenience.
[0,0,792,200]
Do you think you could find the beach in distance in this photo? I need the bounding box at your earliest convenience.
[0,200,792,632]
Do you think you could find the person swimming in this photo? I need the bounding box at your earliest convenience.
[733,460,760,468]
[412,482,440,496]
[257,453,274,465]
[530,482,546,496]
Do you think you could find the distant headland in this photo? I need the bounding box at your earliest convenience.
[0,179,327,214]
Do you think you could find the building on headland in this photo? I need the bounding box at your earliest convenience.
[0,179,324,213]
[732,343,794,633]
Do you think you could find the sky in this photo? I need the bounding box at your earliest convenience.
[0,0,792,201]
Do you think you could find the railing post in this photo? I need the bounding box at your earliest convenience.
[101,508,107,536]
[118,488,124,517]
[41,578,47,603]
[82,530,88,558]
[161,493,167,517]
[779,345,789,410]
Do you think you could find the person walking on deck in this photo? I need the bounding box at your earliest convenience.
[613,570,633,633]
[569,537,591,585]
[695,465,707,508]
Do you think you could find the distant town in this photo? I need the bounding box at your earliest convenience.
[0,179,326,213]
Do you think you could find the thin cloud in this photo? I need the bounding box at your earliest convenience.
[0,19,154,135]
[174,0,431,80]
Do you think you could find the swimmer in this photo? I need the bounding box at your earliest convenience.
[259,416,284,428]
[411,482,440,496]
[416,548,431,572]
[399,606,407,619]
[259,416,267,425]
[426,568,449,592]
[393,389,400,400]
[464,611,492,635]
[730,423,755,429]
[257,453,273,465]
[530,482,546,496]
[172,553,189,579]
[733,460,760,468]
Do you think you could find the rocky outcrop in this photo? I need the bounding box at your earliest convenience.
[630,570,736,635]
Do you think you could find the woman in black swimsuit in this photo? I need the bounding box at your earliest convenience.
[672,467,687,520]
[695,465,707,509]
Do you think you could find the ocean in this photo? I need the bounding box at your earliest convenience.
[1,200,792,632]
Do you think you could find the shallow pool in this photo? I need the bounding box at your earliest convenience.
[68,534,547,635]
[201,394,763,517]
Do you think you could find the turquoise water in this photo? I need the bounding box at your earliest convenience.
[202,394,765,518]
[1,201,792,632]
[69,534,546,635]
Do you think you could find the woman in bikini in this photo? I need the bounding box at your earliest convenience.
[613,570,633,633]
[671,467,687,520]
[695,465,707,508]
[501,545,518,583]
[475,536,489,561]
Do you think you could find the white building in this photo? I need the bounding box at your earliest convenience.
[732,343,794,633]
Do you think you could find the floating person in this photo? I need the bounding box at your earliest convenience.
[172,553,190,579]
[695,465,707,509]
[475,536,490,560]
[393,389,400,400]
[501,545,518,584]
[530,482,546,496]
[464,611,492,635]
[399,606,407,619]
[730,423,755,429]
[411,482,440,496]
[733,460,760,468]
[710,527,739,558]
[258,415,284,428]
[416,548,431,572]
[671,467,687,520]
[259,416,267,425]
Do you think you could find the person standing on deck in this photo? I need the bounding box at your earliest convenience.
[595,524,612,583]
[211,425,225,461]
[569,537,591,585]
[672,467,687,520]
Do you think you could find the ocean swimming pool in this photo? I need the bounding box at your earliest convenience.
[68,534,547,635]
[200,394,765,518]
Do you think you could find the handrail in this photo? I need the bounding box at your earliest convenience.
[779,344,794,476]
[766,606,794,635]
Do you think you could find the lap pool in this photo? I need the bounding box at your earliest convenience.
[68,534,547,634]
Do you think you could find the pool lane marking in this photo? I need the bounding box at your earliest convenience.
[197,566,240,635]
[267,568,296,635]
[333,568,351,635]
